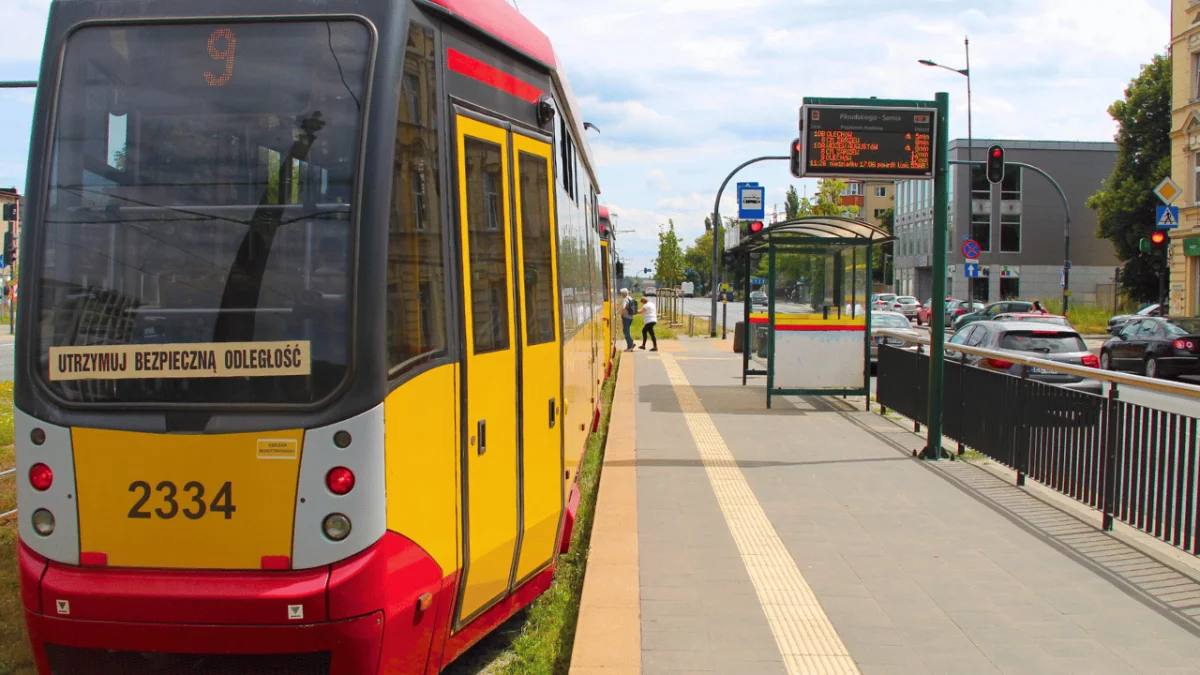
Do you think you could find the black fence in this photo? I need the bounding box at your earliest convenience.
[877,345,1200,556]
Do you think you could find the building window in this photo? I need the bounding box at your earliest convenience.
[971,213,991,252]
[1000,277,1020,300]
[1194,53,1200,99]
[1194,152,1200,204]
[1001,167,1021,201]
[873,208,886,219]
[874,186,887,198]
[970,165,989,199]
[843,182,861,196]
[1000,214,1020,252]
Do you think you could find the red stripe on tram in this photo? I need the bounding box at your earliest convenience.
[447,48,543,103]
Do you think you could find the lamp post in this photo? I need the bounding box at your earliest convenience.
[920,37,972,300]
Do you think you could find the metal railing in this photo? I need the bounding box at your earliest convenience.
[874,328,1200,555]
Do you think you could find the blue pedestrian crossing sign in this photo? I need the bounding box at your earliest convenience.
[964,262,981,278]
[1157,206,1180,230]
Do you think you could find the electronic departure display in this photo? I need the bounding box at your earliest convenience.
[799,104,936,180]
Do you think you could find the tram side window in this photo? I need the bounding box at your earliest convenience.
[387,23,448,375]
[465,137,510,353]
[520,152,556,345]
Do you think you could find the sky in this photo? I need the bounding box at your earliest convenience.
[0,0,1172,275]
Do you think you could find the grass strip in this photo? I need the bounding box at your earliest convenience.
[499,352,621,675]
[0,381,34,675]
[1042,299,1113,335]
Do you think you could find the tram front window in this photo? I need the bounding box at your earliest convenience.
[36,21,370,405]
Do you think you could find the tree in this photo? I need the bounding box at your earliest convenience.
[683,229,714,290]
[784,185,803,220]
[1086,52,1171,303]
[655,219,685,286]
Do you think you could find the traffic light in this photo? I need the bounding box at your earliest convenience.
[1140,238,1152,253]
[2,231,12,267]
[1,202,15,222]
[1152,230,1168,247]
[789,138,802,178]
[748,221,764,234]
[986,145,1005,184]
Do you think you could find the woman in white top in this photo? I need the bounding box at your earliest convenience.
[638,297,658,351]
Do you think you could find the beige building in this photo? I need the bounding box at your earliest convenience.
[836,180,893,228]
[1170,0,1200,315]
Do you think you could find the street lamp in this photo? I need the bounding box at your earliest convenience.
[920,37,972,299]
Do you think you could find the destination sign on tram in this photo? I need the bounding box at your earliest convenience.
[799,104,936,180]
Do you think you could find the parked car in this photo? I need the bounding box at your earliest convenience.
[750,291,768,307]
[945,300,984,328]
[1106,303,1162,335]
[946,321,1101,394]
[1100,316,1200,379]
[951,300,1036,332]
[871,293,897,310]
[917,298,956,326]
[870,311,921,363]
[993,313,1074,329]
[888,296,921,320]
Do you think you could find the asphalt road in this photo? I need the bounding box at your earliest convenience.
[0,336,12,382]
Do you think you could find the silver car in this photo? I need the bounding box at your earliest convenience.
[870,311,921,362]
[946,321,1102,394]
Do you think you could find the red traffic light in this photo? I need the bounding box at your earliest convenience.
[991,148,1002,158]
[1151,231,1167,245]
[749,221,764,234]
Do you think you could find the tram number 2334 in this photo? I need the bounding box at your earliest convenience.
[128,480,236,520]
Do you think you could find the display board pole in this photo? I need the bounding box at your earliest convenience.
[924,92,950,461]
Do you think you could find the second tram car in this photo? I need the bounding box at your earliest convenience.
[14,0,612,672]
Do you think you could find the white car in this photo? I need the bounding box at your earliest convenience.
[888,296,921,320]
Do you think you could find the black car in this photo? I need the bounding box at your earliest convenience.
[1100,316,1200,379]
[1106,303,1161,335]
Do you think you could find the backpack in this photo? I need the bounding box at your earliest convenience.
[624,297,637,317]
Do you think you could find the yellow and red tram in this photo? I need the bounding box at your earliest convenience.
[14,0,612,672]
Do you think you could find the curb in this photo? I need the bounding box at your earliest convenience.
[568,355,640,675]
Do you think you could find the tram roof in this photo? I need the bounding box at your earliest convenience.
[728,216,894,253]
[428,0,600,193]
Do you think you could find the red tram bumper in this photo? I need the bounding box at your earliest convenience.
[19,532,450,675]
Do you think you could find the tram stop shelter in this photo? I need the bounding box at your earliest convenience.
[725,216,894,408]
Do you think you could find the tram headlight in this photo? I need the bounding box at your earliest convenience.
[31,509,55,537]
[322,513,352,541]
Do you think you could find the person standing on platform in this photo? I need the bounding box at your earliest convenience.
[639,296,658,351]
[619,288,636,352]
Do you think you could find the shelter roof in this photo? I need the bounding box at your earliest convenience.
[728,216,894,254]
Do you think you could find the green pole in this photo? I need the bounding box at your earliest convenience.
[925,92,950,460]
[767,241,777,409]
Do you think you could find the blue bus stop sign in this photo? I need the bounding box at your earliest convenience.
[737,182,765,220]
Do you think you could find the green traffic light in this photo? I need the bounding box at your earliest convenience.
[1139,238,1151,253]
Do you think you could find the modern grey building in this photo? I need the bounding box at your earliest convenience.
[893,139,1120,305]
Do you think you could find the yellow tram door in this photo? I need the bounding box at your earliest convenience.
[511,133,563,584]
[600,240,612,367]
[455,116,520,622]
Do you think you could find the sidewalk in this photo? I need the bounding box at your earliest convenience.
[574,336,1200,675]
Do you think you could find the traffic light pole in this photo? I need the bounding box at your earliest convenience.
[948,158,1071,312]
[709,155,788,338]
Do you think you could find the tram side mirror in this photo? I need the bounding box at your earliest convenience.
[615,262,624,279]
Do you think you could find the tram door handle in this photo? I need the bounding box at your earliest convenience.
[549,398,557,428]
[477,420,487,456]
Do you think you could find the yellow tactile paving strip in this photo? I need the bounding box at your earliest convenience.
[660,353,862,675]
[569,355,640,675]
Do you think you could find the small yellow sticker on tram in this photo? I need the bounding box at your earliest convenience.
[257,439,299,460]
[48,341,312,381]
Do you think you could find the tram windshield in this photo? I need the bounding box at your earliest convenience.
[35,20,370,405]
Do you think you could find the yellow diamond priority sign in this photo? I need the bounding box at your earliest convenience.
[1155,177,1182,206]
